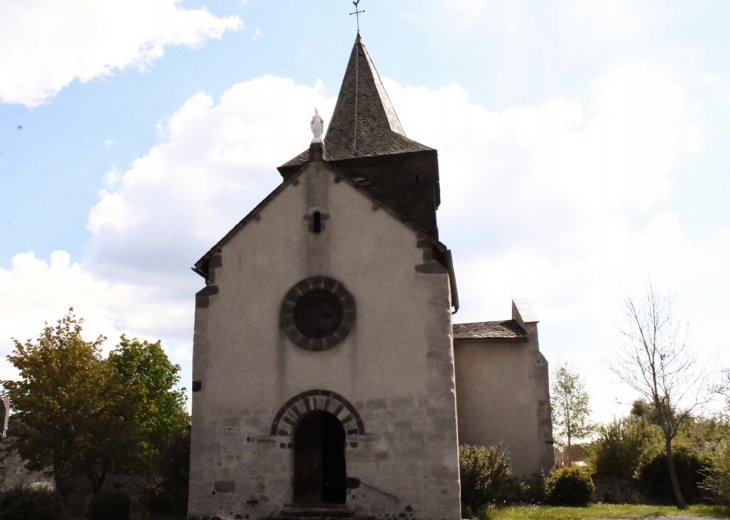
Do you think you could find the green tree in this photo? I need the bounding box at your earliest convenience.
[2,310,189,495]
[610,282,710,509]
[107,335,189,465]
[2,310,118,492]
[551,362,593,464]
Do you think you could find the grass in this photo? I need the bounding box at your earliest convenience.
[142,504,730,520]
[143,505,730,520]
[481,504,730,520]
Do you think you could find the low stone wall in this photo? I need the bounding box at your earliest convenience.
[61,473,154,520]
[0,439,155,520]
[592,475,646,504]
[0,438,55,491]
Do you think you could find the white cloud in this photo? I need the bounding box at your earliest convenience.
[384,68,727,421]
[0,251,192,381]
[85,76,335,286]
[252,28,263,40]
[3,66,727,423]
[0,0,242,106]
[386,63,682,238]
[0,75,335,385]
[435,0,669,52]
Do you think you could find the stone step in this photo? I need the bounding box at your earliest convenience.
[279,504,355,518]
[276,517,372,520]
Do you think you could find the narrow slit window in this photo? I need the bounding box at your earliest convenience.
[313,211,321,233]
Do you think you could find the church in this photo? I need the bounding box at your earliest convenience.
[187,34,553,520]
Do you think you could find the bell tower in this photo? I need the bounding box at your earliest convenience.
[278,34,442,239]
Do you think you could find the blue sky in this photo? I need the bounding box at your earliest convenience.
[1,0,729,424]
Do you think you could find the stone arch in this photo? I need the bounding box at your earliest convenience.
[270,389,365,437]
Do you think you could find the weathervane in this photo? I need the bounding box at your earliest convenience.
[350,0,365,32]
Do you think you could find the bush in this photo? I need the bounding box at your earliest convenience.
[459,444,512,513]
[591,417,661,478]
[544,466,594,506]
[143,429,190,514]
[0,486,63,520]
[638,449,709,505]
[702,443,730,504]
[87,491,131,520]
[144,478,186,515]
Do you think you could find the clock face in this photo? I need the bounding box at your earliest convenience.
[293,290,344,339]
[280,276,355,351]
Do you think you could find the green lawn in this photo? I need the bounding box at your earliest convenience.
[144,504,730,520]
[482,504,730,520]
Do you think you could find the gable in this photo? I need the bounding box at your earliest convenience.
[191,150,460,409]
[194,147,455,299]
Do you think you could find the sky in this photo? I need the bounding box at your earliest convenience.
[1,0,729,426]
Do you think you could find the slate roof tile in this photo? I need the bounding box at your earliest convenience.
[453,320,528,342]
[279,33,432,170]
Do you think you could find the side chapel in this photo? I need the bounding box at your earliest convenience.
[188,34,553,520]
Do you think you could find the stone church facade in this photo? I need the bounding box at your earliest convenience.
[187,35,553,520]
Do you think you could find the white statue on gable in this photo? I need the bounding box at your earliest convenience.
[310,108,324,143]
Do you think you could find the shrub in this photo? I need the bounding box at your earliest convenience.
[144,478,187,515]
[638,449,709,505]
[702,443,730,504]
[0,486,63,520]
[143,429,190,514]
[459,444,512,512]
[591,417,661,478]
[87,491,131,520]
[544,466,594,506]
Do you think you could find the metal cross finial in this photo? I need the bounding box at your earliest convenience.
[350,0,365,32]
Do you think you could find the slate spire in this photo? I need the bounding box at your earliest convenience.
[279,34,431,170]
[277,33,441,239]
[325,33,406,154]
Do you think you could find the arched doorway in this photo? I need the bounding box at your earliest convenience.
[294,411,346,504]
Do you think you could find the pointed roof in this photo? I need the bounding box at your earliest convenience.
[279,34,431,170]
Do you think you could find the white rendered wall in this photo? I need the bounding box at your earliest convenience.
[188,158,462,520]
[453,310,554,478]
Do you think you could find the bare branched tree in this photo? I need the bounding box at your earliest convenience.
[610,281,709,509]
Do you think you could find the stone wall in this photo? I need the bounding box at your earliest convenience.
[591,476,646,504]
[0,438,155,519]
[61,473,153,520]
[0,438,55,492]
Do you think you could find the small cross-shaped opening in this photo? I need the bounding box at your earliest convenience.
[313,211,322,233]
